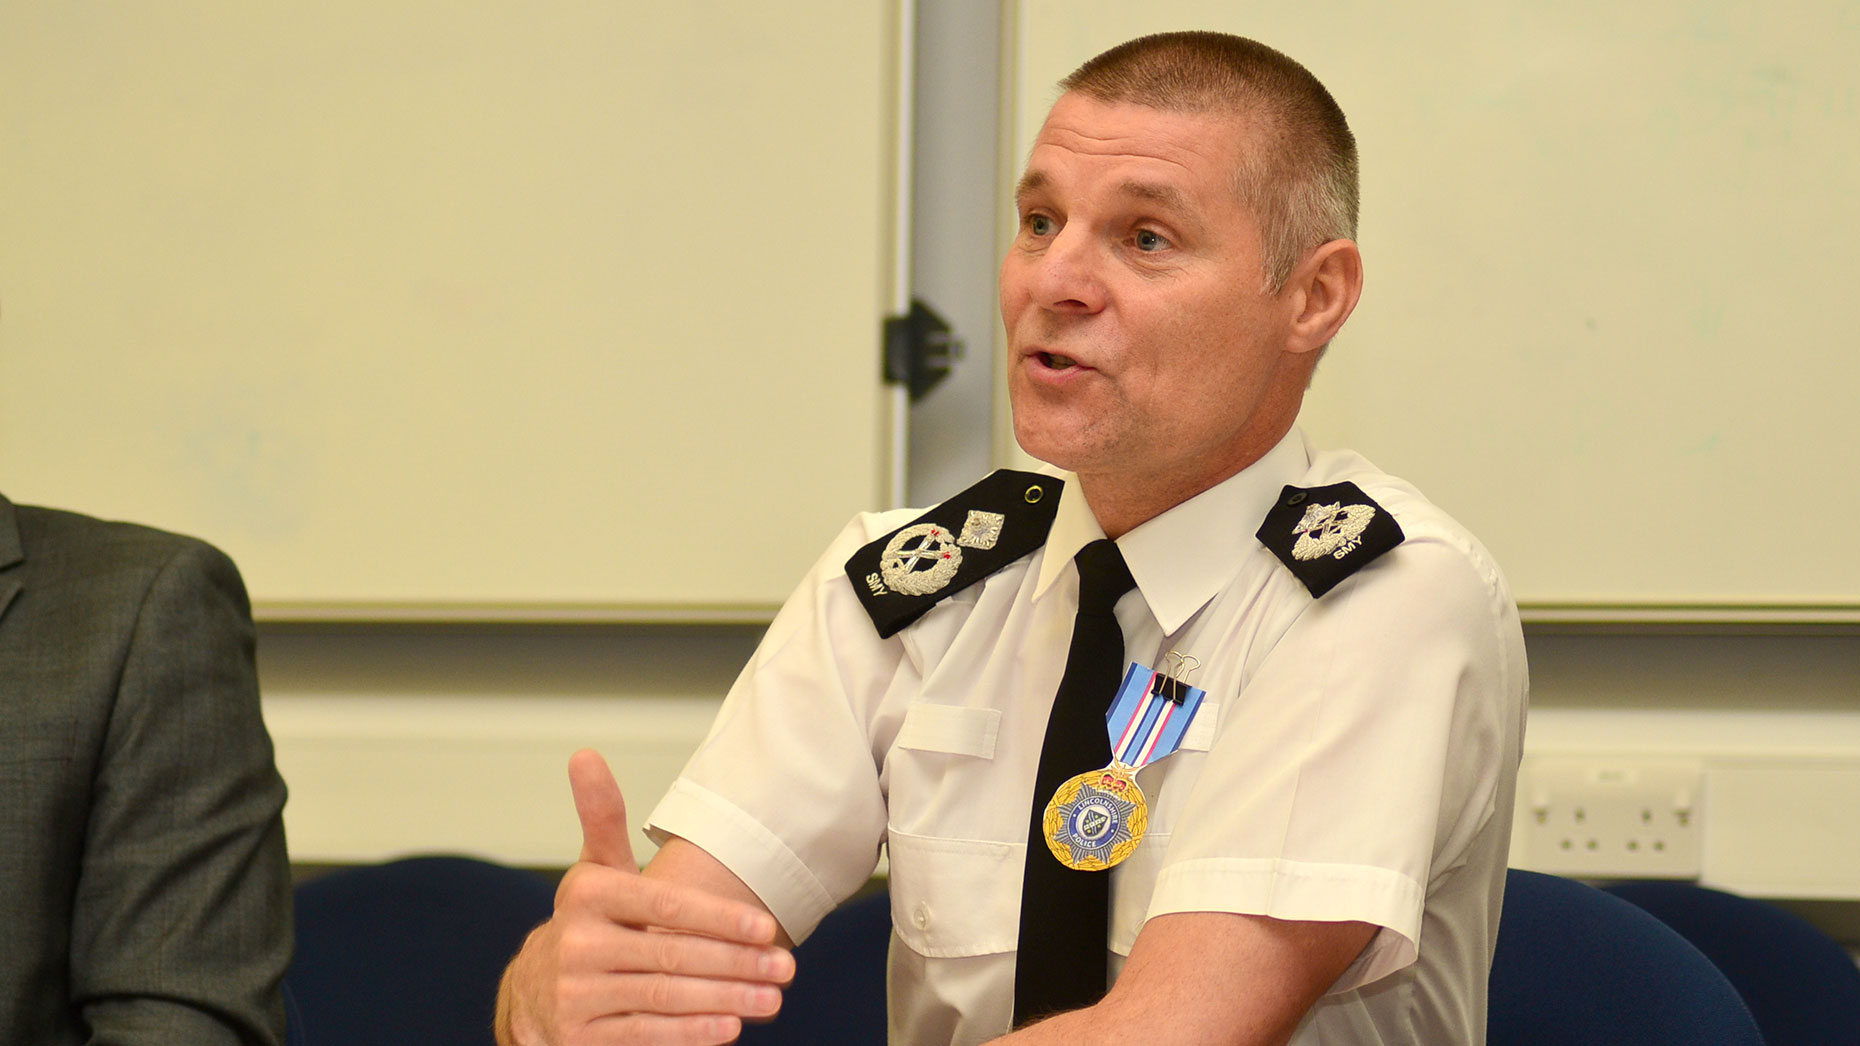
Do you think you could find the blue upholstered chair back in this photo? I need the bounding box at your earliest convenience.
[1605,880,1860,1046]
[1489,869,1765,1046]
[285,855,556,1046]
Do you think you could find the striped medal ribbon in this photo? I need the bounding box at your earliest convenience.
[1041,657,1207,871]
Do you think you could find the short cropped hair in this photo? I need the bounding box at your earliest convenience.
[1060,31,1358,291]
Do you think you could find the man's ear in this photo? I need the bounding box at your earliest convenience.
[1284,239,1364,355]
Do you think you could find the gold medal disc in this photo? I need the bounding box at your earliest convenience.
[1041,764,1149,871]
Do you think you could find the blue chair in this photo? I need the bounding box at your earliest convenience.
[1605,881,1860,1046]
[738,889,892,1045]
[1489,869,1764,1045]
[286,855,556,1046]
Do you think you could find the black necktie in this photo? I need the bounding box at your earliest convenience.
[1013,538,1138,1025]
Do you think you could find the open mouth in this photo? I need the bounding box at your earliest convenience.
[1038,352,1080,370]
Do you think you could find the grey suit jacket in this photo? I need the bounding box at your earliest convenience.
[0,494,290,1045]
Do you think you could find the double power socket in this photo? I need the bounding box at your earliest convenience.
[1514,756,1704,878]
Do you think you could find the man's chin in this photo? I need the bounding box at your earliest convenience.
[1011,423,1097,474]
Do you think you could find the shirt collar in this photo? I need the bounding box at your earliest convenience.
[1034,427,1312,634]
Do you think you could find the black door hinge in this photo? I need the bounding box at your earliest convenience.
[882,299,962,403]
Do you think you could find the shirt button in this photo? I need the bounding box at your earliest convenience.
[913,902,931,930]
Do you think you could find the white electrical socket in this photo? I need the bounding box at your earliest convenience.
[1515,756,1704,878]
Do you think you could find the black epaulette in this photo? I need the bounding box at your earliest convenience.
[845,470,1061,639]
[1255,481,1404,598]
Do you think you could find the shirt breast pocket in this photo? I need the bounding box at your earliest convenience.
[886,702,1021,959]
[887,828,1022,958]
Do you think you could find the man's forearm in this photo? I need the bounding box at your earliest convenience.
[985,912,1374,1046]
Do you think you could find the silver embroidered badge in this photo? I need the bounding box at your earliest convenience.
[957,510,1005,550]
[879,522,963,596]
[1291,502,1377,561]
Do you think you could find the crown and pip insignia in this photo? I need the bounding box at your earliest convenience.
[846,470,1061,638]
[1256,480,1405,598]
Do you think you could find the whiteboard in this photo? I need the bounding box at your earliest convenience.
[1010,1,1860,618]
[0,3,894,617]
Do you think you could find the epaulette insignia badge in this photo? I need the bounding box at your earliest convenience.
[1255,481,1404,598]
[846,470,1061,638]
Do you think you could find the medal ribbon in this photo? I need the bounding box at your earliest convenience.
[1104,663,1206,771]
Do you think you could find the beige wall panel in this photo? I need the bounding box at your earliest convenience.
[0,3,894,616]
[267,692,719,866]
[1703,764,1860,898]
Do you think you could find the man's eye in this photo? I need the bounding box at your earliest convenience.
[1135,229,1169,251]
[1026,214,1055,236]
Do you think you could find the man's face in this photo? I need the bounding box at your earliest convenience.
[1002,93,1305,491]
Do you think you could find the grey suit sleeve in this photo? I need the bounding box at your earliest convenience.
[66,539,291,1046]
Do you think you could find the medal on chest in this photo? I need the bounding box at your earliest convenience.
[1042,654,1207,872]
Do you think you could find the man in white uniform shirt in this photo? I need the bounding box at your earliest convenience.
[498,31,1526,1046]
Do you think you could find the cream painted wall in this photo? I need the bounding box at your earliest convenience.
[260,623,759,868]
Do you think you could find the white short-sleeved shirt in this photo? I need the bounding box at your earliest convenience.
[647,429,1528,1045]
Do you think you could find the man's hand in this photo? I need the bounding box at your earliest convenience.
[496,750,795,1046]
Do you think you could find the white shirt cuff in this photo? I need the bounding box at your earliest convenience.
[1144,856,1425,991]
[645,778,840,943]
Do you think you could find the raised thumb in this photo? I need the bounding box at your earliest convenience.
[569,748,638,871]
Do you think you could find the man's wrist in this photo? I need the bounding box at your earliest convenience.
[494,943,539,1046]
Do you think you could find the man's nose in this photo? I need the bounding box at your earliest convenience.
[1031,226,1105,313]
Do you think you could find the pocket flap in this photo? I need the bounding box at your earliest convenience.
[894,703,1001,759]
[1177,702,1218,752]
